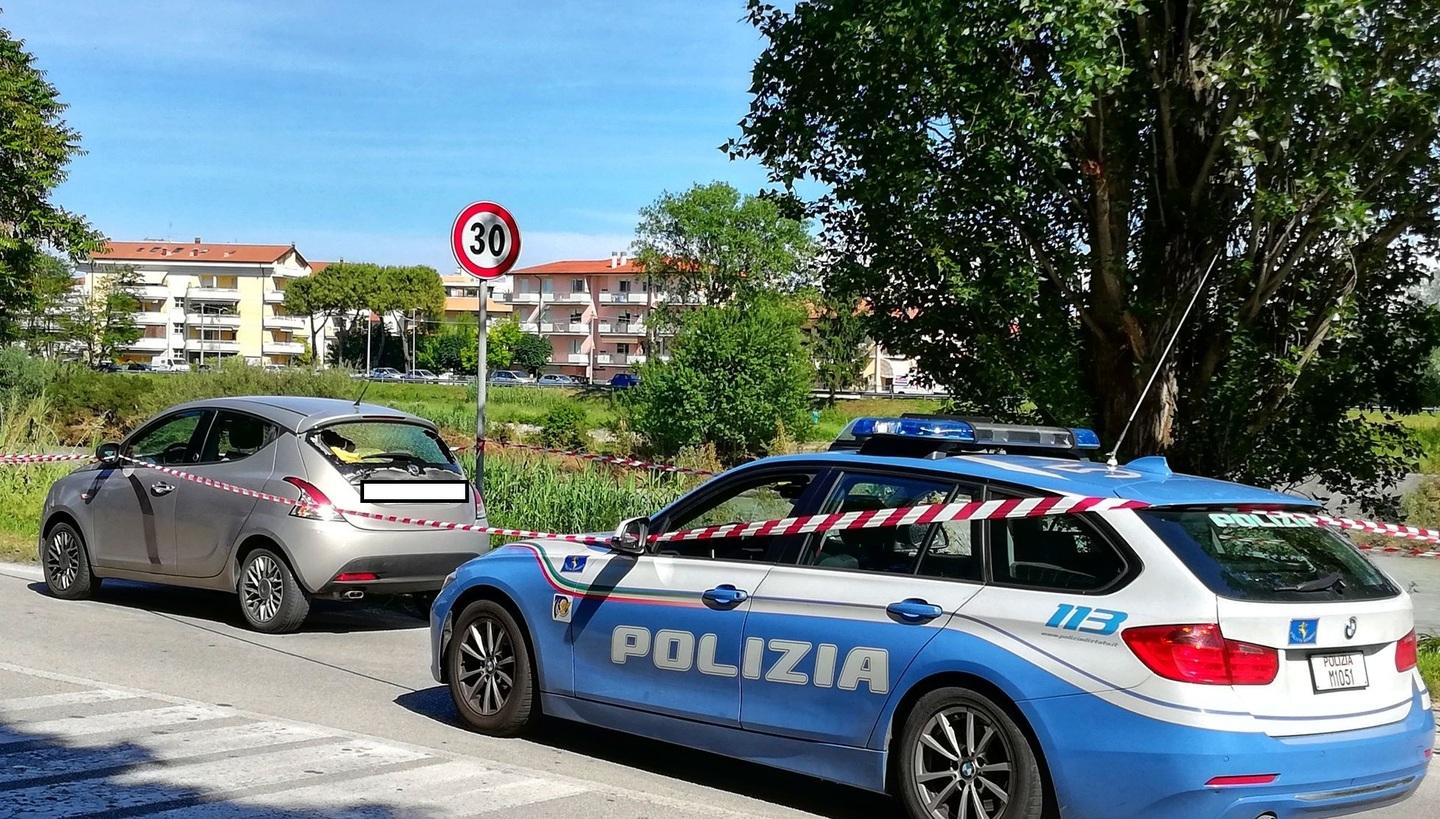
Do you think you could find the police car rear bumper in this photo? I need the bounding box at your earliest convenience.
[1025,689,1434,819]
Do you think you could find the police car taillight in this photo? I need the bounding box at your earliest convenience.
[1122,624,1278,685]
[1396,629,1417,672]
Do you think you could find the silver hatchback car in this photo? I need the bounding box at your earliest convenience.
[38,396,488,632]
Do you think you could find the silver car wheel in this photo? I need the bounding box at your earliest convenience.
[912,705,1014,819]
[241,554,285,622]
[44,529,80,590]
[456,616,515,716]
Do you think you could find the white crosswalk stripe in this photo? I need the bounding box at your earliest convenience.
[0,672,595,819]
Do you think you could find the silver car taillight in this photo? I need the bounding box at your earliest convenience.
[283,476,342,521]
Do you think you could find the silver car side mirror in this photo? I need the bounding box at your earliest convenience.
[95,442,121,466]
[610,516,649,555]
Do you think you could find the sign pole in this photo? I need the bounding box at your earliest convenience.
[475,288,488,494]
[450,200,521,505]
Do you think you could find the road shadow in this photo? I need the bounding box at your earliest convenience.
[392,685,901,819]
[0,714,438,818]
[24,579,427,635]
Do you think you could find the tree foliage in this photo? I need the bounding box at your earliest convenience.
[511,332,552,375]
[627,296,814,462]
[804,290,870,400]
[486,319,523,369]
[633,181,816,306]
[733,0,1440,510]
[63,266,141,366]
[418,323,476,374]
[0,24,99,342]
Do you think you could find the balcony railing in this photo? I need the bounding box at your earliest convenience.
[263,341,305,355]
[566,353,588,364]
[594,353,613,364]
[552,291,592,303]
[551,322,590,335]
[264,315,307,331]
[597,291,642,304]
[519,321,558,333]
[186,313,243,328]
[264,290,286,304]
[125,337,170,352]
[125,284,172,300]
[133,311,169,326]
[185,339,241,353]
[188,287,241,301]
[612,353,647,366]
[507,291,541,303]
[598,322,645,335]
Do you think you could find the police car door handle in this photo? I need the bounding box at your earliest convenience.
[702,585,749,608]
[887,598,944,623]
[149,481,175,496]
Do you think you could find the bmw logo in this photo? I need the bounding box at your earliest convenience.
[1345,616,1357,640]
[959,760,976,779]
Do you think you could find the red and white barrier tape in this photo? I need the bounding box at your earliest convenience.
[464,439,718,476]
[114,455,1142,545]
[0,453,92,464]
[11,450,1440,557]
[1247,509,1440,559]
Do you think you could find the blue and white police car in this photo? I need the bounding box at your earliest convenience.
[430,418,1433,819]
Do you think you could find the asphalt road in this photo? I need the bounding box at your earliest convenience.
[0,559,1435,819]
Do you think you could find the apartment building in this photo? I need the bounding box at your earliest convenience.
[501,253,700,381]
[78,240,327,367]
[439,274,515,327]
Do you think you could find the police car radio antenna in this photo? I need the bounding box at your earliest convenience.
[1105,254,1219,469]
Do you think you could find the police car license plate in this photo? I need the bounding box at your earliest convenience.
[1309,652,1368,692]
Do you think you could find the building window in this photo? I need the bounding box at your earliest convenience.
[571,279,585,294]
[618,280,631,293]
[616,343,630,356]
[570,338,582,354]
[570,311,583,324]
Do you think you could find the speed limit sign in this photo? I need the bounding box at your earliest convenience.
[451,201,521,280]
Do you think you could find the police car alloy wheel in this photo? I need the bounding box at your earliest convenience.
[448,600,536,736]
[42,522,97,600]
[898,688,1044,819]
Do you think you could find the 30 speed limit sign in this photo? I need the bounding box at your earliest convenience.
[451,201,521,280]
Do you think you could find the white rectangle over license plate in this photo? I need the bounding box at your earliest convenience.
[1309,652,1368,692]
[360,480,468,503]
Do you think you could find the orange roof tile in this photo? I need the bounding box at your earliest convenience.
[95,240,300,265]
[510,258,644,276]
[310,261,331,273]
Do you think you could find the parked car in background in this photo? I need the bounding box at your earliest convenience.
[405,369,439,382]
[94,362,121,373]
[368,367,403,380]
[608,372,640,389]
[536,373,578,387]
[39,396,487,633]
[124,362,152,372]
[488,370,533,386]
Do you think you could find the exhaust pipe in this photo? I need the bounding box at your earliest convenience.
[342,589,365,601]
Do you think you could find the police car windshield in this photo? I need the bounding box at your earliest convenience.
[1139,509,1398,602]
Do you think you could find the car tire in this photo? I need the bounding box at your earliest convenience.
[236,548,310,634]
[447,600,536,736]
[896,687,1045,819]
[41,522,99,600]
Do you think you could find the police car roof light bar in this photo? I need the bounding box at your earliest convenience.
[835,416,1102,457]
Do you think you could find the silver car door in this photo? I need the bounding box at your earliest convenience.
[170,410,277,577]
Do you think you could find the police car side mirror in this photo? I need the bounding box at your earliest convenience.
[610,516,649,555]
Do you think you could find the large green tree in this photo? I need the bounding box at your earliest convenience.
[733,0,1440,510]
[627,296,815,462]
[633,181,817,306]
[63,265,140,366]
[0,23,98,342]
[371,264,444,370]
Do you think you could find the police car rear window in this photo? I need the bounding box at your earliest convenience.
[1139,510,1398,601]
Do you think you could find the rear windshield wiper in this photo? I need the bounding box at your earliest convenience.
[1278,572,1346,593]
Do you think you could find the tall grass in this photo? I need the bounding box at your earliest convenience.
[0,396,82,562]
[459,449,695,536]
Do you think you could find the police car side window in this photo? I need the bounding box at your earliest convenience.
[987,513,1127,592]
[660,473,815,562]
[801,473,982,581]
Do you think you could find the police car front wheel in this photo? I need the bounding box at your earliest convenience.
[447,600,536,736]
[897,688,1045,819]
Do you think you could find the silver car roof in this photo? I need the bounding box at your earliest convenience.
[162,396,435,434]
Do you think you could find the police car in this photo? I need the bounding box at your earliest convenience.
[429,417,1434,819]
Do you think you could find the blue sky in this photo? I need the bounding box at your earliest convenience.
[2,1,775,270]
